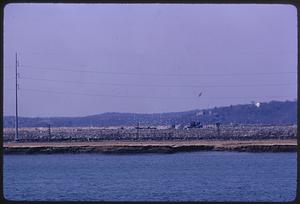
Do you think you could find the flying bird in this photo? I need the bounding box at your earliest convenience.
[198,92,202,97]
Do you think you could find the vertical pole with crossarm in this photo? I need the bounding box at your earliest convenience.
[15,52,19,141]
[48,124,51,140]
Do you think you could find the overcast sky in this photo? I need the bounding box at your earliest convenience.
[3,3,297,117]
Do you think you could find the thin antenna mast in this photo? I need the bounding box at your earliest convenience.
[15,52,19,141]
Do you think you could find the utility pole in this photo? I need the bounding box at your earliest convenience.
[216,122,221,137]
[15,52,19,141]
[48,124,51,140]
[136,122,140,140]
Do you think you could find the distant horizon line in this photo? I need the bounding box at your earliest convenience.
[3,99,296,118]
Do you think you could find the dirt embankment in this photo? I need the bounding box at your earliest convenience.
[3,140,297,154]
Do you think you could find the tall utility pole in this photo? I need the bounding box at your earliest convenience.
[136,122,140,140]
[48,124,51,141]
[15,52,19,141]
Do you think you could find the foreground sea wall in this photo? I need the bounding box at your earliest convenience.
[4,145,296,154]
[3,140,297,154]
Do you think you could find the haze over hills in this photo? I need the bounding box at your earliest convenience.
[3,100,297,128]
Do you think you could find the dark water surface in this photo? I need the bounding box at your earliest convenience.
[3,152,297,201]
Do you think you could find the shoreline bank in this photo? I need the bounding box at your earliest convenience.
[3,140,297,154]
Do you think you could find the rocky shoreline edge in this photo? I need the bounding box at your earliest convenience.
[3,142,297,154]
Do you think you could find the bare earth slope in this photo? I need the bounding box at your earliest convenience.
[4,139,297,154]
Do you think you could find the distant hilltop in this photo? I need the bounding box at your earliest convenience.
[3,100,297,128]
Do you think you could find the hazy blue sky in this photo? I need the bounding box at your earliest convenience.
[4,4,297,117]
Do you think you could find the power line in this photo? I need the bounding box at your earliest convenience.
[15,76,297,88]
[5,88,294,101]
[18,65,297,77]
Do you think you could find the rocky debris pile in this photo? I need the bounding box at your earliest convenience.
[3,124,297,142]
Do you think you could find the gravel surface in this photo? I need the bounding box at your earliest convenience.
[3,124,297,142]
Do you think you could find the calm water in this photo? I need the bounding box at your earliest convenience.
[3,152,297,201]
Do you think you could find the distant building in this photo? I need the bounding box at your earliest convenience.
[189,121,203,128]
[196,111,205,116]
[175,124,184,129]
[156,125,170,130]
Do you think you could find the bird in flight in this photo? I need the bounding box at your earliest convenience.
[198,92,202,97]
